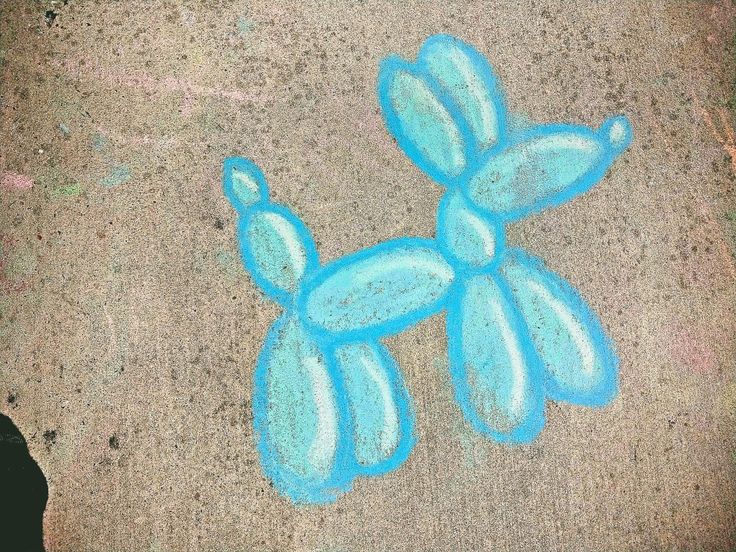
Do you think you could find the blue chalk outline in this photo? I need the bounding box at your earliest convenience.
[223,34,633,504]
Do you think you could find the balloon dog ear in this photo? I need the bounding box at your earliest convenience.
[377,34,507,186]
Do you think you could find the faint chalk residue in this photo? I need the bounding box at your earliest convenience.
[179,7,196,26]
[90,132,108,152]
[700,104,736,174]
[59,122,71,137]
[90,128,182,150]
[433,356,487,467]
[180,93,196,117]
[453,418,488,468]
[237,16,256,36]
[99,165,131,188]
[0,237,37,294]
[50,183,82,199]
[215,247,241,280]
[672,327,716,374]
[1,171,33,191]
[57,58,255,110]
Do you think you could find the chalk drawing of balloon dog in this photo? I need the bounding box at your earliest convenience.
[223,35,632,503]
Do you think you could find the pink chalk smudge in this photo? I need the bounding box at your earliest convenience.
[672,328,717,374]
[55,58,254,115]
[180,92,196,117]
[1,171,33,191]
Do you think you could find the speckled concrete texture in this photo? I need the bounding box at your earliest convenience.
[1,1,735,551]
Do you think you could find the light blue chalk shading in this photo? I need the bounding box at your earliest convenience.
[447,273,545,443]
[223,33,632,504]
[465,117,632,221]
[499,249,618,406]
[378,60,468,184]
[99,164,132,187]
[254,314,352,503]
[237,16,256,36]
[300,239,454,339]
[335,342,415,474]
[91,132,108,151]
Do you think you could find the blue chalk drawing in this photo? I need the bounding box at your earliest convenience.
[223,34,632,503]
